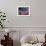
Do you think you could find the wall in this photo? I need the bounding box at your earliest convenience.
[0,0,46,27]
[31,0,46,27]
[0,31,46,46]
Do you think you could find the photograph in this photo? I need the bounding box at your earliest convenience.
[17,6,30,16]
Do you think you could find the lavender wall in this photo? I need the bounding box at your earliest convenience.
[0,0,46,27]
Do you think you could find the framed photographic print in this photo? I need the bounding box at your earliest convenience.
[17,6,31,16]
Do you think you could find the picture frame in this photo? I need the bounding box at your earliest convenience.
[17,6,31,16]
